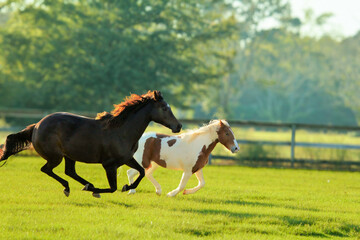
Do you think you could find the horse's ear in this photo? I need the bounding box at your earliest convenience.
[153,90,163,101]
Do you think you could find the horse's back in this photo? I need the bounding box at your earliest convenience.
[32,112,102,162]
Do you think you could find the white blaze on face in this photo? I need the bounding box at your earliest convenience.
[229,126,239,151]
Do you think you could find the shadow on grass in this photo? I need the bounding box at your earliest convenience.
[186,196,320,213]
[69,201,132,208]
[182,208,258,219]
[107,200,133,208]
[177,206,359,238]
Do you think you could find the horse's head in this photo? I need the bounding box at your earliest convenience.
[150,91,182,133]
[216,120,239,153]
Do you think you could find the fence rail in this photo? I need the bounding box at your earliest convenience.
[1,109,360,170]
[180,119,360,168]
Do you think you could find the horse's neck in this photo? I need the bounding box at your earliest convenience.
[118,105,151,143]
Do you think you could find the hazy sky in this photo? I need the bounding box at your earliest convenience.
[290,0,360,37]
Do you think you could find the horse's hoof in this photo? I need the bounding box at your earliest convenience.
[156,191,162,196]
[92,193,101,198]
[128,190,136,195]
[121,185,129,192]
[64,189,70,197]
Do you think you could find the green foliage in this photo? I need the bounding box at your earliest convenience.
[0,0,237,111]
[0,0,359,126]
[1,157,360,239]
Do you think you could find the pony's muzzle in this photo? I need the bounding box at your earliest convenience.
[231,146,239,153]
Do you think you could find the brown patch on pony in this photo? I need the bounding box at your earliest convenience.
[142,137,167,169]
[167,139,176,147]
[192,140,218,173]
[95,90,163,128]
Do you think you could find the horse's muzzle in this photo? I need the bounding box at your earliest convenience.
[172,123,182,133]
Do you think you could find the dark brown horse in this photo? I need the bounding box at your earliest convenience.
[0,90,182,197]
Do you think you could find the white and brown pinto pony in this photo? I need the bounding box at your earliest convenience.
[127,120,239,197]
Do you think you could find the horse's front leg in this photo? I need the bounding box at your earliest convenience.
[122,157,145,192]
[87,162,118,197]
[183,169,205,195]
[167,170,192,197]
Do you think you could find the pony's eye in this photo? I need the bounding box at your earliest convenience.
[226,132,229,136]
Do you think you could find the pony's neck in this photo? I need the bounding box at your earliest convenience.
[184,122,219,145]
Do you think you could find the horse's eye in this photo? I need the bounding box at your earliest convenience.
[162,107,168,111]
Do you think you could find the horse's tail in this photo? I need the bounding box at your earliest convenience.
[0,124,36,163]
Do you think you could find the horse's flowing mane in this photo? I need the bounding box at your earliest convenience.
[96,90,162,128]
[181,120,229,142]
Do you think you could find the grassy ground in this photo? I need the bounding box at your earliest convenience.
[0,156,360,239]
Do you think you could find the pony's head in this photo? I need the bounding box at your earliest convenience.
[149,91,182,133]
[216,120,239,153]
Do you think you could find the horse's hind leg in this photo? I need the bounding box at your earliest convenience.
[41,158,70,197]
[183,169,205,195]
[64,157,96,194]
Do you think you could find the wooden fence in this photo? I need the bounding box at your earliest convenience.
[1,109,360,170]
[179,119,360,170]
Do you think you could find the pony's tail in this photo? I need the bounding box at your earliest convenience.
[0,124,36,164]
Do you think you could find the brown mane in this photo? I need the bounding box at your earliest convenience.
[96,90,162,128]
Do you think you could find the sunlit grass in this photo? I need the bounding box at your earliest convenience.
[0,156,359,239]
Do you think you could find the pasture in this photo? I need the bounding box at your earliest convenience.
[1,156,359,239]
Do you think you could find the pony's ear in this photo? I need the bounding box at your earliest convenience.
[153,90,163,101]
[219,120,224,127]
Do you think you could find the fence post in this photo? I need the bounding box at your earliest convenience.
[291,124,296,167]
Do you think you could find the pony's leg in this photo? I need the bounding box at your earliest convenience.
[145,165,162,195]
[167,171,192,197]
[122,158,145,192]
[41,159,70,197]
[126,168,139,194]
[183,169,205,195]
[64,157,96,193]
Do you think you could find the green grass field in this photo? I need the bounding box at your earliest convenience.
[1,156,360,239]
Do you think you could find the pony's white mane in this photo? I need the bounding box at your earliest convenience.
[180,119,229,142]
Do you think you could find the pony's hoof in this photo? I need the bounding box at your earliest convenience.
[128,189,136,195]
[92,193,101,198]
[166,192,176,197]
[82,184,90,191]
[64,189,70,197]
[121,185,129,192]
[156,191,162,196]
